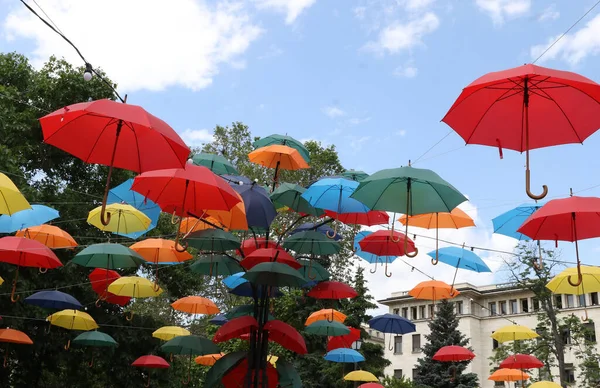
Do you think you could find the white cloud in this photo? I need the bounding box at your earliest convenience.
[258,44,284,60]
[364,12,440,55]
[406,0,436,11]
[252,0,317,24]
[396,129,407,136]
[3,0,262,93]
[322,106,346,118]
[538,5,559,22]
[474,0,531,24]
[353,6,367,20]
[530,14,600,65]
[180,128,214,147]
[348,117,372,126]
[393,64,418,78]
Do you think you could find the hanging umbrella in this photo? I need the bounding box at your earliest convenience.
[107,178,161,239]
[248,144,309,190]
[47,309,98,349]
[88,268,131,306]
[409,280,459,316]
[224,305,275,321]
[191,152,238,175]
[72,331,118,367]
[0,173,31,216]
[491,325,539,343]
[327,327,361,352]
[24,290,82,310]
[222,273,248,290]
[358,384,384,388]
[426,247,491,293]
[131,238,193,289]
[213,316,258,343]
[0,328,33,368]
[172,296,220,315]
[305,309,346,326]
[358,230,415,277]
[190,254,244,277]
[221,356,279,388]
[302,178,370,214]
[270,183,324,217]
[40,99,190,226]
[399,207,475,264]
[433,345,475,362]
[232,182,276,230]
[132,355,170,387]
[305,320,350,336]
[546,265,600,321]
[488,368,530,382]
[15,224,77,249]
[195,353,226,366]
[0,236,63,302]
[204,351,247,388]
[239,237,277,257]
[277,359,303,388]
[209,315,229,326]
[529,382,562,388]
[263,320,307,355]
[307,281,358,299]
[351,165,467,257]
[442,64,600,200]
[341,169,369,181]
[108,276,163,320]
[161,335,221,384]
[500,354,543,369]
[186,229,241,252]
[241,248,300,270]
[368,313,416,350]
[205,196,248,231]
[283,230,341,255]
[0,204,58,232]
[326,210,389,226]
[73,243,145,269]
[291,223,342,241]
[253,134,310,163]
[153,326,191,341]
[87,203,151,235]
[324,348,365,363]
[353,231,395,275]
[297,258,331,283]
[243,262,306,288]
[179,216,217,235]
[343,370,379,383]
[229,283,282,298]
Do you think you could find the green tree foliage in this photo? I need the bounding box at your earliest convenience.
[382,375,428,388]
[413,299,479,388]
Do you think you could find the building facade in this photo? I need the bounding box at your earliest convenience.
[378,282,599,387]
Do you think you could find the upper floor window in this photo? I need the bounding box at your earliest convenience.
[499,301,507,315]
[489,302,497,316]
[401,307,408,318]
[521,298,529,313]
[509,299,518,314]
[456,301,463,315]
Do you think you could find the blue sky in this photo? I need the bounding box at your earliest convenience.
[3,0,600,308]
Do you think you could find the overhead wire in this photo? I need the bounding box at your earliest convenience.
[411,130,454,165]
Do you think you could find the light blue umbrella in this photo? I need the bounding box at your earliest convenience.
[324,348,365,363]
[222,272,248,289]
[0,204,59,233]
[107,179,161,239]
[301,178,370,214]
[354,231,396,275]
[427,246,491,293]
[492,203,543,240]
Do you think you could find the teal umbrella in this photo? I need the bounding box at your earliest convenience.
[305,320,350,336]
[191,153,239,175]
[341,169,369,182]
[283,231,341,255]
[72,331,117,367]
[243,262,306,288]
[161,335,221,384]
[297,258,330,282]
[189,254,244,276]
[204,351,247,387]
[270,183,324,217]
[277,359,303,388]
[253,134,310,163]
[72,243,145,269]
[185,229,241,252]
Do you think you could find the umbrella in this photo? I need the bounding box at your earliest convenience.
[0,204,58,232]
[131,238,192,288]
[324,348,365,363]
[190,254,244,277]
[47,309,98,349]
[186,229,241,252]
[529,382,562,388]
[305,320,350,336]
[161,335,221,384]
[107,178,161,239]
[73,243,145,269]
[368,313,416,350]
[224,305,274,321]
[204,351,247,388]
[89,268,132,306]
[179,216,217,234]
[270,182,324,217]
[40,99,190,226]
[15,224,77,249]
[0,236,63,302]
[172,296,220,315]
[132,355,170,387]
[229,283,282,298]
[432,345,475,362]
[87,203,151,235]
[301,178,370,214]
[358,230,415,277]
[263,320,307,355]
[399,207,475,264]
[239,237,277,257]
[72,331,118,367]
[358,384,384,388]
[491,325,539,343]
[291,222,342,241]
[223,273,248,289]
[232,182,276,230]
[108,276,163,320]
[241,248,300,270]
[209,315,229,326]
[409,280,459,313]
[277,359,303,388]
[0,173,31,216]
[205,196,248,231]
[326,210,389,226]
[213,316,258,343]
[153,326,191,341]
[191,152,238,175]
[500,354,543,369]
[243,262,306,288]
[327,327,361,352]
[442,64,600,200]
[195,353,226,366]
[297,258,331,282]
[306,281,358,299]
[546,266,600,320]
[253,134,310,163]
[305,309,346,326]
[343,370,378,382]
[488,368,529,382]
[221,356,279,388]
[24,290,82,310]
[0,328,33,368]
[283,230,341,255]
[248,144,309,190]
[341,169,369,181]
[353,231,395,274]
[426,247,491,292]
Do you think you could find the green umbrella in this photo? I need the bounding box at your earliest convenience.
[277,359,303,388]
[270,183,324,216]
[189,254,244,276]
[204,351,247,388]
[341,169,369,181]
[162,335,220,384]
[191,152,239,175]
[253,134,310,163]
[305,320,350,336]
[185,229,241,252]
[72,331,118,347]
[297,258,330,282]
[243,262,306,288]
[72,243,145,269]
[283,231,341,255]
[225,305,275,321]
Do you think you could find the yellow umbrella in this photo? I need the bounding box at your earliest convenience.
[268,355,278,366]
[108,276,163,320]
[87,203,151,234]
[0,276,3,286]
[47,309,99,350]
[0,173,31,215]
[152,326,191,341]
[529,382,562,388]
[305,309,346,326]
[343,370,378,382]
[547,266,600,320]
[491,324,539,343]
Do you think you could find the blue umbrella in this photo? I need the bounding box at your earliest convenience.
[368,313,416,350]
[324,348,365,363]
[427,247,491,273]
[291,223,343,241]
[232,183,276,230]
[354,231,396,276]
[223,272,248,289]
[301,178,370,214]
[0,204,59,233]
[107,179,161,239]
[229,283,282,298]
[24,290,82,310]
[492,203,543,240]
[209,314,228,326]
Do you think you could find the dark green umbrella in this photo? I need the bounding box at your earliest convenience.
[72,331,117,367]
[283,231,341,255]
[277,359,303,388]
[341,169,369,181]
[189,254,244,276]
[204,351,247,388]
[253,134,310,163]
[243,262,306,288]
[270,183,324,216]
[185,229,241,252]
[225,305,274,321]
[191,152,239,175]
[305,320,350,336]
[72,243,145,269]
[162,335,220,384]
[297,258,330,282]
[350,165,467,257]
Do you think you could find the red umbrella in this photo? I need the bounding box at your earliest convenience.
[433,345,475,362]
[500,354,543,369]
[358,384,384,388]
[132,355,170,387]
[517,194,600,288]
[222,357,278,388]
[0,236,62,302]
[213,316,258,343]
[89,268,132,306]
[327,327,361,352]
[239,237,277,257]
[325,210,389,226]
[263,320,307,355]
[358,230,416,277]
[307,281,358,300]
[443,64,600,200]
[241,248,300,270]
[131,162,241,250]
[40,99,190,225]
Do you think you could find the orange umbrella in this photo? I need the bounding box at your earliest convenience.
[0,328,33,367]
[172,296,220,315]
[249,145,310,190]
[179,217,219,234]
[488,368,530,382]
[15,224,77,249]
[398,208,475,265]
[195,353,225,366]
[206,194,248,231]
[305,309,346,326]
[130,238,193,264]
[409,280,458,318]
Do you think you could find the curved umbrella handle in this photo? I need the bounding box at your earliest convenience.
[526,164,548,200]
[405,238,418,258]
[385,259,392,278]
[170,212,180,225]
[88,355,94,368]
[38,267,48,274]
[100,200,112,226]
[125,311,134,321]
[95,298,103,308]
[10,280,20,303]
[307,259,317,280]
[64,339,71,351]
[370,264,377,274]
[145,375,151,388]
[182,365,191,385]
[388,335,394,351]
[3,353,7,368]
[431,256,439,265]
[326,229,337,239]
[582,308,589,322]
[431,225,439,265]
[568,258,583,287]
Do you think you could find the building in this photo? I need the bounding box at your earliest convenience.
[362,322,385,347]
[378,282,600,387]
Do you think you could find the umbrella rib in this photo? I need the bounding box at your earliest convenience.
[533,87,583,143]
[83,117,119,163]
[126,121,143,173]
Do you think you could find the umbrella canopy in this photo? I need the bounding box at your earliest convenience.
[73,243,145,269]
[232,183,276,230]
[305,309,346,326]
[190,254,244,276]
[248,144,309,170]
[297,259,331,282]
[291,223,342,241]
[277,359,303,388]
[488,368,530,382]
[239,237,277,256]
[229,283,282,298]
[529,382,562,388]
[283,230,341,255]
[324,348,365,363]
[87,203,151,234]
[263,320,307,355]
[0,204,58,232]
[213,316,258,343]
[326,210,389,226]
[0,328,33,344]
[427,247,491,273]
[359,230,416,257]
[88,268,131,306]
[205,197,249,231]
[186,229,241,252]
[253,134,310,163]
[209,315,229,326]
[341,169,369,181]
[302,178,369,214]
[72,331,118,347]
[492,203,543,240]
[195,353,226,366]
[546,266,600,295]
[108,276,163,298]
[305,320,350,336]
[243,262,306,288]
[344,371,378,382]
[153,326,191,341]
[358,384,384,388]
[500,354,544,369]
[0,236,62,268]
[0,173,31,216]
[241,248,300,270]
[327,327,361,352]
[491,325,539,343]
[15,224,77,249]
[432,345,475,362]
[204,351,247,387]
[47,309,98,331]
[222,273,248,290]
[368,314,416,334]
[270,183,323,216]
[191,153,238,175]
[179,216,217,234]
[132,355,170,368]
[107,178,161,239]
[24,290,82,310]
[409,280,458,300]
[307,281,358,300]
[398,207,474,229]
[161,334,220,356]
[353,231,395,265]
[130,238,193,264]
[172,296,220,315]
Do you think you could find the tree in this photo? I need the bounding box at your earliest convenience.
[382,375,427,388]
[413,299,479,388]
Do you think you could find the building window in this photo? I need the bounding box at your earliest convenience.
[591,293,599,306]
[562,328,571,345]
[584,322,596,343]
[393,308,400,315]
[489,302,497,316]
[393,369,402,379]
[394,336,403,354]
[429,304,435,317]
[401,307,408,318]
[492,332,499,349]
[533,298,540,311]
[521,298,529,313]
[499,301,507,315]
[419,305,426,319]
[555,295,563,309]
[411,307,418,321]
[579,294,586,307]
[456,301,463,315]
[509,299,518,314]
[566,294,574,308]
[412,369,418,380]
[412,334,421,352]
[564,363,575,384]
